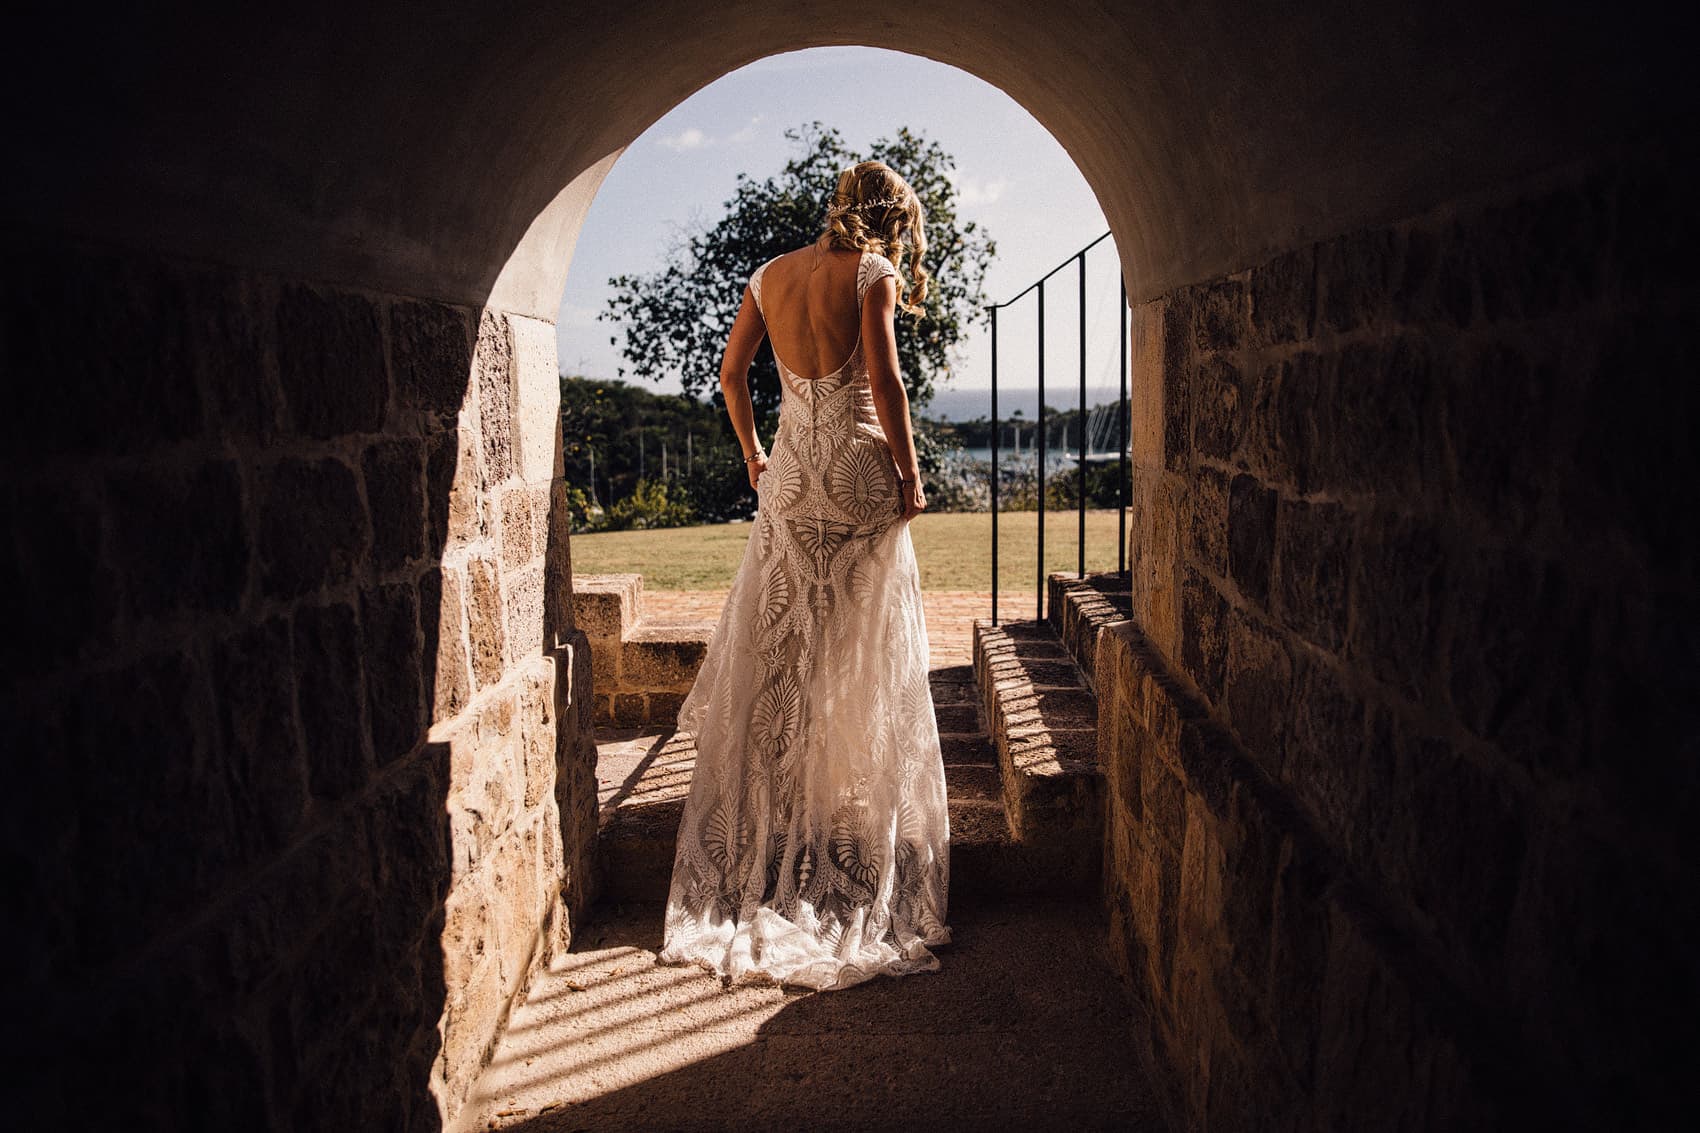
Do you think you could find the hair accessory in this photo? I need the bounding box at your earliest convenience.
[828,189,910,216]
[854,194,909,212]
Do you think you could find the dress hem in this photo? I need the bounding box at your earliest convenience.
[655,925,954,993]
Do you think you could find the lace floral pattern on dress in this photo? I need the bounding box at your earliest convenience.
[657,251,951,991]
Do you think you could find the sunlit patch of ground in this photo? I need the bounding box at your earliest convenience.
[460,898,1169,1131]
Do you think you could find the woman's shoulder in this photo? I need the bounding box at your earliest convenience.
[860,250,898,284]
[760,244,839,271]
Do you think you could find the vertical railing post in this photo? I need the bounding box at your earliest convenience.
[989,304,999,626]
[984,230,1118,622]
[1118,273,1129,576]
[1036,278,1046,621]
[1077,250,1087,578]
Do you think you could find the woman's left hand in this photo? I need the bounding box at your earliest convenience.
[746,452,768,490]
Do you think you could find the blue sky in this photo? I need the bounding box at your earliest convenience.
[556,46,1126,418]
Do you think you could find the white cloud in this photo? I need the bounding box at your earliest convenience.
[945,169,1009,208]
[728,114,765,143]
[656,115,764,152]
[656,126,711,152]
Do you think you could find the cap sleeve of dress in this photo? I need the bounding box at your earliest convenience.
[749,259,769,312]
[856,252,898,303]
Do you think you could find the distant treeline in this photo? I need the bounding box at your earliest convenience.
[560,375,754,526]
[934,405,1124,450]
[558,376,1123,531]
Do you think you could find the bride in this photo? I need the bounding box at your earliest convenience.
[656,160,953,991]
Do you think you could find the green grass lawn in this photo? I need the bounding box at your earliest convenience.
[569,509,1127,591]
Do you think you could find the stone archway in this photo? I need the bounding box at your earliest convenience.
[6,3,1693,1130]
[14,4,1657,317]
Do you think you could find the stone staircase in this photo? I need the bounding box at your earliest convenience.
[593,570,1135,902]
[1045,572,1137,694]
[968,572,1133,888]
[595,662,1056,901]
[573,573,714,726]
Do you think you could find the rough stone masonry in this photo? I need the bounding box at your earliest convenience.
[1102,143,1697,1130]
[4,241,602,1130]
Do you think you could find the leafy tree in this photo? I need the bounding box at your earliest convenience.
[598,478,696,531]
[602,121,997,436]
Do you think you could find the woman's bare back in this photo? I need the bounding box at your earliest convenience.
[756,242,866,380]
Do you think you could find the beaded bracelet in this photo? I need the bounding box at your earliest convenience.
[744,451,766,464]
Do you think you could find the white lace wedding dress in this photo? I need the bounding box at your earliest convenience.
[657,250,952,991]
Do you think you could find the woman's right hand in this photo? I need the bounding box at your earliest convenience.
[746,452,768,491]
[898,475,926,523]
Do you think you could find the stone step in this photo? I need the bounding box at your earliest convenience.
[573,572,645,637]
[1046,571,1133,691]
[973,619,1105,857]
[593,657,1093,904]
[627,621,715,648]
[598,783,1094,904]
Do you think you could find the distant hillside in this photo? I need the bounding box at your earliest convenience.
[921,383,1126,423]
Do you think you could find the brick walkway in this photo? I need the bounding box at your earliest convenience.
[643,589,1015,670]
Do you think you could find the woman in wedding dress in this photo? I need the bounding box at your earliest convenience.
[656,161,952,991]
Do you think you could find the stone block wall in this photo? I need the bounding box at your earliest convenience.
[3,236,599,1131]
[1107,143,1696,1128]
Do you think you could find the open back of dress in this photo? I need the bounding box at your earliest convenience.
[659,250,952,991]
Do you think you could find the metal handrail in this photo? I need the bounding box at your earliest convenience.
[984,230,1130,623]
[992,230,1115,308]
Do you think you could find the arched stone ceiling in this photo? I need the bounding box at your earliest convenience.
[6,1,1687,317]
